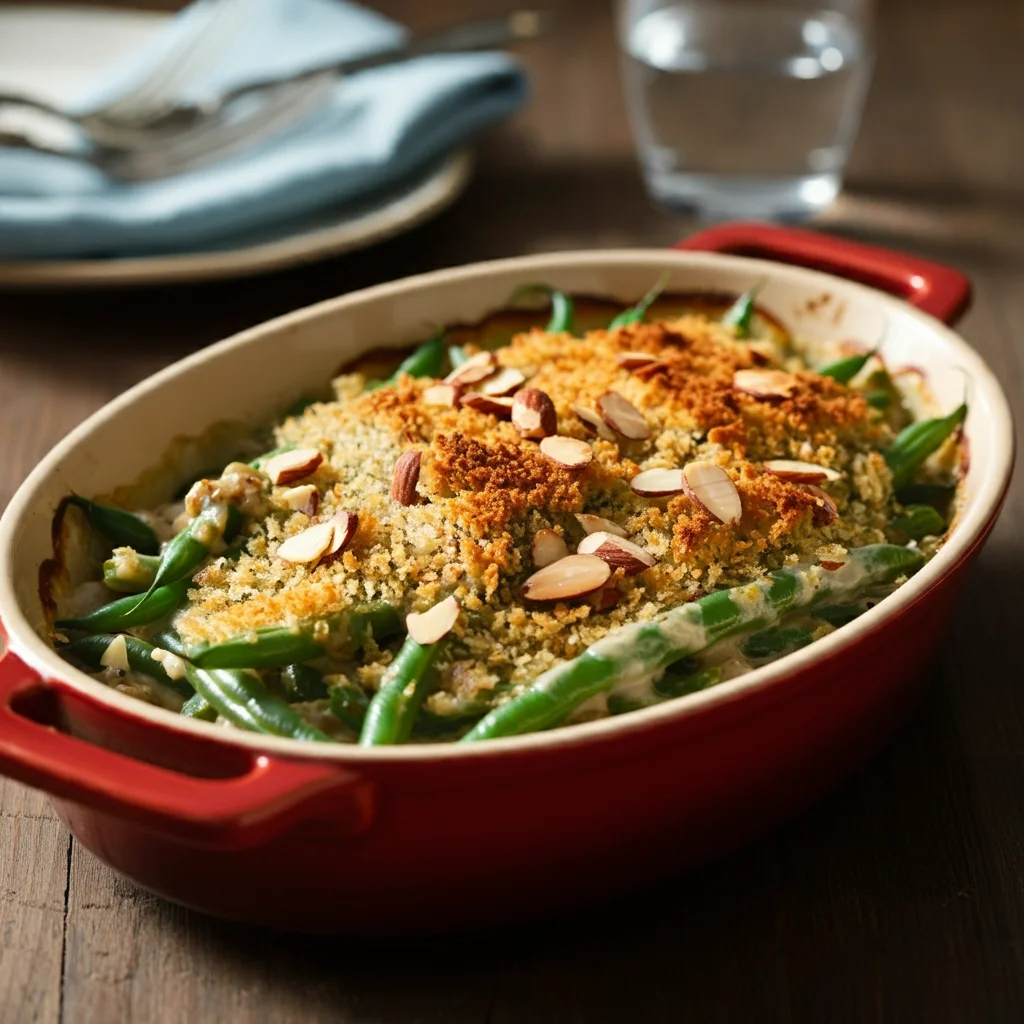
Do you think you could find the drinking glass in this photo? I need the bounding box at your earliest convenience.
[618,0,875,221]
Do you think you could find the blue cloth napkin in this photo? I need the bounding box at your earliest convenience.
[0,0,527,259]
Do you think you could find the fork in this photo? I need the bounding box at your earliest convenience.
[0,0,247,150]
[0,11,545,183]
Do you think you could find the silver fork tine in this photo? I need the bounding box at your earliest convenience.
[107,73,336,182]
[98,0,246,124]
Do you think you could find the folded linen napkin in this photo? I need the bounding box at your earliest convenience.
[0,0,527,259]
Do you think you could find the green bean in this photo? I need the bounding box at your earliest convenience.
[896,481,957,507]
[462,544,925,742]
[150,629,190,658]
[817,348,875,384]
[609,272,670,329]
[56,579,191,633]
[184,665,330,741]
[889,504,946,540]
[329,682,370,732]
[67,495,159,555]
[365,329,446,391]
[510,284,575,334]
[812,603,869,628]
[181,693,217,721]
[740,625,814,661]
[447,345,468,370]
[359,638,442,746]
[867,390,893,409]
[189,602,401,669]
[720,280,765,339]
[248,445,294,469]
[102,549,161,593]
[884,403,967,490]
[607,666,722,714]
[61,633,192,696]
[281,663,328,703]
[132,503,242,615]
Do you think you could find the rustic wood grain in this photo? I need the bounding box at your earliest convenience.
[1,0,1022,1021]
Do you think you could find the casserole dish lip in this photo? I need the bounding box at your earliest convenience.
[0,248,1014,763]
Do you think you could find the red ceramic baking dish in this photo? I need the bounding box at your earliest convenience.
[0,225,1013,932]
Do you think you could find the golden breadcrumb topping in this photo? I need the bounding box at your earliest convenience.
[174,315,895,709]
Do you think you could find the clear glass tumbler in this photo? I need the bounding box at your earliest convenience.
[618,0,874,222]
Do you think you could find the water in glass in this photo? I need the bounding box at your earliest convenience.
[620,0,873,221]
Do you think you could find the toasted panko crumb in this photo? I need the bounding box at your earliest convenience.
[174,316,896,706]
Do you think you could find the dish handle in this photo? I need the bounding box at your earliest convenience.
[676,222,972,325]
[0,646,372,849]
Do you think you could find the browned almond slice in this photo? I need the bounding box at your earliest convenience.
[480,367,526,397]
[575,513,629,538]
[572,404,617,441]
[632,360,669,381]
[746,341,776,366]
[520,553,611,602]
[577,531,658,575]
[406,595,461,645]
[682,461,742,524]
[422,383,462,408]
[264,447,323,486]
[460,393,515,418]
[630,468,686,497]
[733,368,798,399]
[445,350,496,386]
[597,391,651,441]
[539,435,593,469]
[391,450,422,505]
[279,483,319,516]
[616,351,660,371]
[531,529,569,567]
[805,484,839,526]
[512,387,557,439]
[763,459,841,483]
[277,521,335,564]
[326,510,358,555]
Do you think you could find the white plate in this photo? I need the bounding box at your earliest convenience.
[0,6,474,288]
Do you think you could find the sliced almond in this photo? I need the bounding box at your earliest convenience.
[805,484,839,527]
[682,461,742,524]
[99,634,130,672]
[480,367,526,397]
[819,559,846,571]
[445,350,496,386]
[512,387,557,439]
[763,459,841,484]
[520,553,611,602]
[531,529,569,567]
[733,368,799,400]
[277,521,335,564]
[422,383,462,408]
[575,513,629,538]
[278,483,319,516]
[616,351,660,371]
[391,451,422,506]
[326,510,358,556]
[597,391,651,441]
[632,360,669,381]
[264,447,323,486]
[460,393,515,419]
[630,468,686,497]
[406,595,460,646]
[539,435,593,469]
[577,532,657,576]
[573,404,617,442]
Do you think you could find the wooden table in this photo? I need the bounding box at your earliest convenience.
[2,0,1022,1020]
